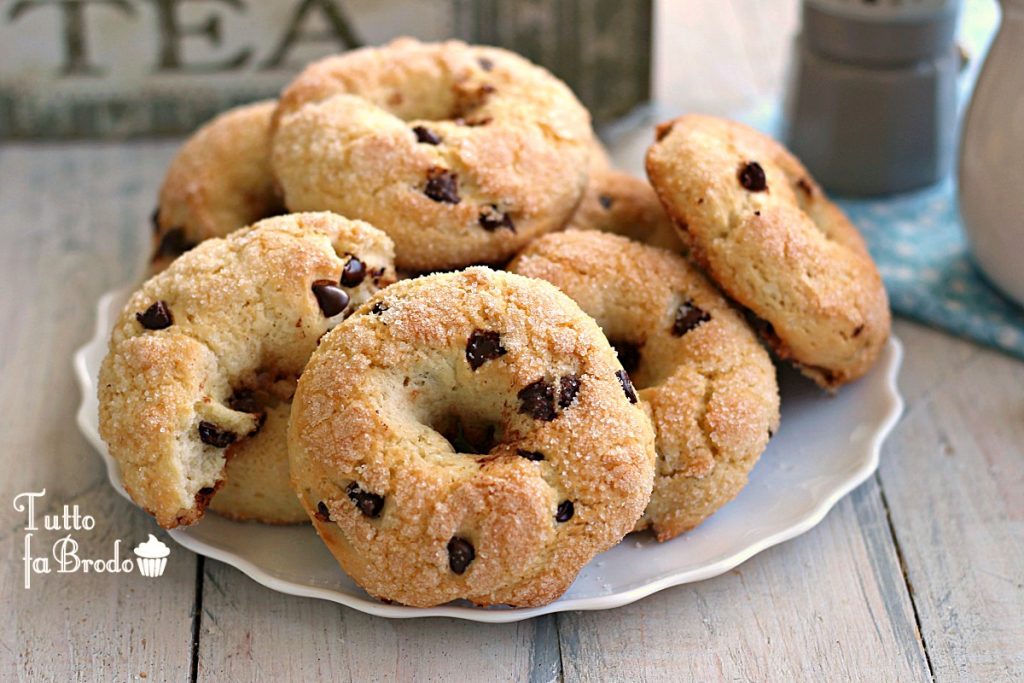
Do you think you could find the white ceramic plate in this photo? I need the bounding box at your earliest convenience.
[75,287,903,622]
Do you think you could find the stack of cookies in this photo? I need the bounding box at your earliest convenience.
[99,38,890,608]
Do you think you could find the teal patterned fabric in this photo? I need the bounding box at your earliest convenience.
[746,3,1024,360]
[838,183,1024,360]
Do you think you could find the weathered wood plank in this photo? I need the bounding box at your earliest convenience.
[196,560,558,682]
[0,141,197,682]
[878,324,1024,682]
[558,478,930,683]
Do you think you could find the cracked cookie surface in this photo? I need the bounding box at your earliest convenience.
[510,230,779,540]
[271,38,592,272]
[99,212,396,528]
[646,114,890,389]
[288,267,654,607]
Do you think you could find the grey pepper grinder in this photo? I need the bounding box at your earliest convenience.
[785,0,962,196]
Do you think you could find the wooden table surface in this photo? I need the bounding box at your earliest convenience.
[2,1,1021,681]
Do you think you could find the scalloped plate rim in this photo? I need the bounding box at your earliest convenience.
[74,285,904,623]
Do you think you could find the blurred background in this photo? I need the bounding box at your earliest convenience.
[1,0,1019,357]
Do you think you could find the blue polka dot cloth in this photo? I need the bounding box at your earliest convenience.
[743,3,1024,361]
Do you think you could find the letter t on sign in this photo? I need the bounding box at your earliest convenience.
[6,0,135,76]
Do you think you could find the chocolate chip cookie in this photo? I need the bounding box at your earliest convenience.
[510,230,780,540]
[99,212,396,528]
[271,38,593,272]
[569,165,682,252]
[288,267,655,606]
[152,101,284,271]
[646,114,890,389]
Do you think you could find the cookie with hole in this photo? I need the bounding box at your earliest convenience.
[271,38,594,272]
[646,114,890,390]
[288,267,655,607]
[151,100,285,272]
[510,230,780,541]
[99,212,396,528]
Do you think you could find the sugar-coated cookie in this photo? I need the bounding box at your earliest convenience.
[152,101,283,270]
[510,230,780,540]
[99,213,395,528]
[646,115,890,389]
[272,38,592,272]
[288,267,655,607]
[568,166,682,252]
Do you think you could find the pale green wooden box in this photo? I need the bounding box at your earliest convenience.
[0,0,651,138]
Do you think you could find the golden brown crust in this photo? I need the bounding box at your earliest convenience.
[152,101,284,271]
[288,267,655,607]
[510,231,779,540]
[646,114,890,389]
[99,212,396,528]
[271,38,592,272]
[568,166,682,252]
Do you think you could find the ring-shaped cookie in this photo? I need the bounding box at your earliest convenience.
[288,267,655,607]
[152,101,283,270]
[568,165,682,252]
[510,230,780,540]
[271,38,592,271]
[99,212,396,528]
[646,114,890,389]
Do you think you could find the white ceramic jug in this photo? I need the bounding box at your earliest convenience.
[959,0,1024,307]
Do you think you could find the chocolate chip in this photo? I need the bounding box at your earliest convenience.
[198,421,236,448]
[346,482,385,518]
[370,301,388,315]
[466,329,507,370]
[673,301,711,336]
[797,178,814,196]
[598,194,614,210]
[555,500,575,523]
[315,501,331,522]
[558,375,581,408]
[312,281,350,317]
[611,340,641,374]
[478,205,515,232]
[754,210,761,216]
[228,390,266,435]
[447,536,475,574]
[424,167,461,204]
[616,370,638,404]
[853,324,865,337]
[738,161,767,192]
[136,301,173,330]
[516,449,545,461]
[413,125,442,145]
[195,487,216,506]
[478,56,494,71]
[340,256,367,287]
[228,389,261,415]
[518,379,556,421]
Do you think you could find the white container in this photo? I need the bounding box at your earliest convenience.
[959,0,1024,307]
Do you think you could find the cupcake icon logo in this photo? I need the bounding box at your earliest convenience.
[133,534,170,578]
